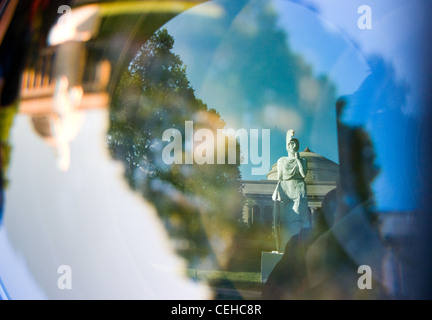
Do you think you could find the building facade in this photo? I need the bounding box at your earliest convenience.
[241,149,340,232]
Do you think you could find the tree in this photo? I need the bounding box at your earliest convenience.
[108,29,244,269]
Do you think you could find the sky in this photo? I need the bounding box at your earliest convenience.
[163,0,429,211]
[164,0,369,177]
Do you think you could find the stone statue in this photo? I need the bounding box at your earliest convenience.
[272,130,310,252]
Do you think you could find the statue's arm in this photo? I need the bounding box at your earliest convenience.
[295,153,307,178]
[277,158,283,180]
[302,157,308,177]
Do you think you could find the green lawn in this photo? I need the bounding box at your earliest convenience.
[187,269,264,299]
[188,269,260,283]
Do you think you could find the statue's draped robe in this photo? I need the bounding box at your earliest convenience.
[272,156,310,252]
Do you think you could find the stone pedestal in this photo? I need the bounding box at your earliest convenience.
[261,251,283,282]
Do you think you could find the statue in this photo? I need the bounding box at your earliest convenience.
[272,130,310,252]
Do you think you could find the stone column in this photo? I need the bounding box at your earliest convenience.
[242,204,252,226]
[252,205,261,225]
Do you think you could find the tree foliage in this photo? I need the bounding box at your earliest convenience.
[108,28,244,269]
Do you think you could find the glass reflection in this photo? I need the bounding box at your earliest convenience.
[108,28,244,271]
[0,0,431,300]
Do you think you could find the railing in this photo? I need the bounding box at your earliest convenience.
[20,48,57,100]
[19,45,111,115]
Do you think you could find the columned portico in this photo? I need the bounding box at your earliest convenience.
[241,150,340,232]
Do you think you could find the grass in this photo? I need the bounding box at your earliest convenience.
[188,269,260,283]
[186,269,264,299]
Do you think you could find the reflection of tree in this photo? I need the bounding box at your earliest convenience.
[336,97,380,222]
[107,29,244,269]
[199,0,338,164]
[0,105,17,222]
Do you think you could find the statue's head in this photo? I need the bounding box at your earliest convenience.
[287,138,300,153]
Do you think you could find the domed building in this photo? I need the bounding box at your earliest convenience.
[241,148,340,230]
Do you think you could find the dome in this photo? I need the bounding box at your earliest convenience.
[267,148,340,183]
